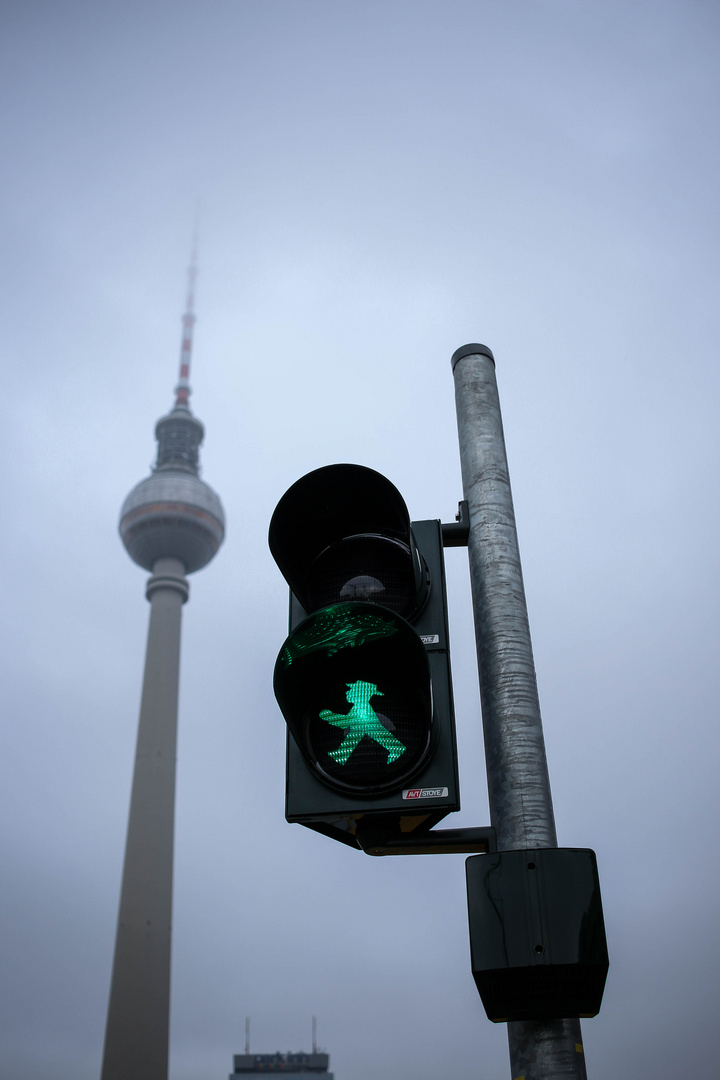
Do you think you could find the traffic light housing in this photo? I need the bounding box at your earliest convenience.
[269,464,460,848]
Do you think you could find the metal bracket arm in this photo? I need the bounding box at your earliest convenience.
[357,825,497,857]
[440,500,470,547]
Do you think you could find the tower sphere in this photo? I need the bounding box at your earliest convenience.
[120,404,225,574]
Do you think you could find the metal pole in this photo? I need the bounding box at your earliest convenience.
[101,557,189,1080]
[451,344,587,1080]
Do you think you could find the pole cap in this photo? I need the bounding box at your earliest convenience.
[451,343,495,371]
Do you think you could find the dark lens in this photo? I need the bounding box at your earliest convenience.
[306,535,415,616]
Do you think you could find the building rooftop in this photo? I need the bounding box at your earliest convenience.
[230,1052,332,1078]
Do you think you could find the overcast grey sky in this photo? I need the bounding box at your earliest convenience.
[1,2,719,1078]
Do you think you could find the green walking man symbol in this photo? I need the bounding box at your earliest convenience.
[320,680,407,765]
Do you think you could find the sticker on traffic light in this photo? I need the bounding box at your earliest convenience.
[274,601,432,794]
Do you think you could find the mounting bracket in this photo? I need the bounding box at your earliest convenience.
[440,500,470,547]
[357,825,497,857]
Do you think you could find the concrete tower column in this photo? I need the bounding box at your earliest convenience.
[101,558,188,1080]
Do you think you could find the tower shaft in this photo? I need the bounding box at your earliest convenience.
[101,558,189,1080]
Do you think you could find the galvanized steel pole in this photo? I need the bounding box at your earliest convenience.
[451,344,587,1080]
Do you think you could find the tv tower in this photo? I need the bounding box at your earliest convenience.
[101,237,225,1080]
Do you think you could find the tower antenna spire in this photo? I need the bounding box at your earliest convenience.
[175,223,199,409]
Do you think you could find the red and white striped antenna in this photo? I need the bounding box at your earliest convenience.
[174,223,199,409]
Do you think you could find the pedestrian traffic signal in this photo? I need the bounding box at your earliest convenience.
[269,464,460,848]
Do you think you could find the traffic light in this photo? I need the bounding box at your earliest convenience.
[269,464,460,849]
